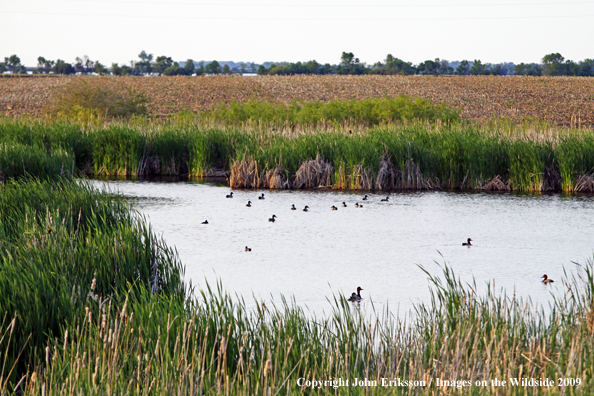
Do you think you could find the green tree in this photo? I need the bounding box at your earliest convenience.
[470,59,487,75]
[135,51,153,75]
[542,53,566,76]
[455,60,470,75]
[578,59,594,76]
[154,56,174,75]
[514,63,542,76]
[37,56,54,74]
[52,59,75,74]
[222,64,231,74]
[94,61,107,75]
[416,59,440,75]
[184,59,195,75]
[205,60,221,75]
[5,55,26,74]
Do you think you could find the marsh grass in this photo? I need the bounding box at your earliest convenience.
[0,178,186,384]
[2,119,594,192]
[4,259,594,395]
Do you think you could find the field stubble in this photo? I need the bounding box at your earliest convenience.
[1,75,593,127]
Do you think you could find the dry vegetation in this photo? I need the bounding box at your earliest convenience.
[1,75,593,127]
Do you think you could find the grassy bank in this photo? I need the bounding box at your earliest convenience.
[1,124,594,395]
[2,119,594,192]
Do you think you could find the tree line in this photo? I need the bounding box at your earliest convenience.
[2,51,593,77]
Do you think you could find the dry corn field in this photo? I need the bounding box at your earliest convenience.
[1,75,593,126]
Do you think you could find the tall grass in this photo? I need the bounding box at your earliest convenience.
[4,259,594,395]
[2,119,594,191]
[0,178,186,384]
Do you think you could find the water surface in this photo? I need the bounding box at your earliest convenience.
[93,179,594,316]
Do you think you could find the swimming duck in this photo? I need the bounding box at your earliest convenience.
[201,220,208,224]
[226,192,233,198]
[380,196,389,202]
[268,214,277,222]
[342,202,347,207]
[258,193,265,200]
[245,246,252,252]
[362,195,368,201]
[291,204,296,210]
[352,286,364,301]
[462,238,472,246]
[331,205,338,210]
[246,201,252,207]
[303,206,309,212]
[542,274,554,284]
[347,292,359,302]
[355,203,363,208]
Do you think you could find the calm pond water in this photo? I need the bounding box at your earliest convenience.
[92,179,594,316]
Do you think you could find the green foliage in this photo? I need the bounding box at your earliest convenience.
[0,178,186,380]
[203,96,460,126]
[47,80,149,119]
[0,142,74,182]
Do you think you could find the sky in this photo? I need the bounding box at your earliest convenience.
[1,0,593,67]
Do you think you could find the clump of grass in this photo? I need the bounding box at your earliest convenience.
[0,142,74,182]
[202,95,460,127]
[0,178,186,383]
[45,79,149,120]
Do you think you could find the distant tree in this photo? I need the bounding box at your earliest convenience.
[135,51,153,75]
[94,61,107,75]
[0,61,6,73]
[455,60,470,75]
[52,59,75,75]
[257,65,267,75]
[37,56,54,74]
[195,61,205,76]
[470,59,488,75]
[542,53,566,76]
[514,63,542,76]
[416,59,440,75]
[378,54,414,75]
[337,52,367,75]
[222,64,231,74]
[205,60,221,75]
[184,59,195,75]
[437,59,454,75]
[488,63,506,75]
[5,55,26,74]
[579,59,594,76]
[153,56,174,75]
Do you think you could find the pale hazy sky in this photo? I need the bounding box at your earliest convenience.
[1,0,593,67]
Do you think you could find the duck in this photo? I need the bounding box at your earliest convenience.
[542,274,554,284]
[226,192,233,198]
[303,206,309,212]
[268,214,277,222]
[380,196,389,202]
[201,220,209,224]
[347,292,359,302]
[342,202,347,207]
[462,238,472,246]
[331,205,338,210]
[291,204,296,210]
[258,193,265,200]
[362,195,368,201]
[355,203,363,208]
[246,201,252,207]
[245,246,252,252]
[351,286,364,301]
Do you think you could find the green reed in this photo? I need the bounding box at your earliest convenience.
[2,119,594,191]
[0,178,186,384]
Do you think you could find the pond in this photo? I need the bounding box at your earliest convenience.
[92,179,594,316]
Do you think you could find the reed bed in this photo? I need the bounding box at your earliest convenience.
[0,178,186,386]
[2,119,594,192]
[3,257,594,395]
[2,75,594,127]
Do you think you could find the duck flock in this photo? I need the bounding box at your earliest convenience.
[200,190,555,303]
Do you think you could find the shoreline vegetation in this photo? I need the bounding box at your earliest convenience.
[2,177,594,394]
[1,81,594,394]
[2,116,594,193]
